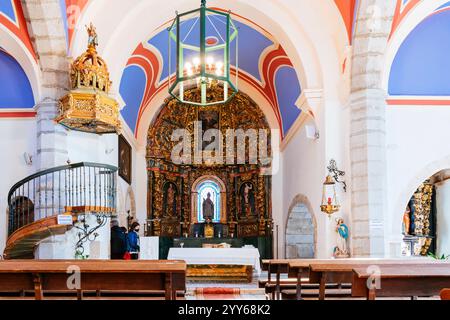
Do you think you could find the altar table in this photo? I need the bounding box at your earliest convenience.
[167,247,261,276]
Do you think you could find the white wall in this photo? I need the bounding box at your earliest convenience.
[0,118,36,255]
[66,130,118,165]
[386,106,450,256]
[280,106,351,258]
[436,179,450,257]
[66,129,144,225]
[35,215,111,259]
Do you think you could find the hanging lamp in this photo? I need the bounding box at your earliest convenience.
[168,0,239,106]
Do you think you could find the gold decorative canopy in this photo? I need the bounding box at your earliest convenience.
[55,23,121,134]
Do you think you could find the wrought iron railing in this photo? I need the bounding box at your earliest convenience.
[7,162,117,236]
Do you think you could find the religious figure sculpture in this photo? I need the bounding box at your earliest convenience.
[166,184,176,217]
[241,183,255,217]
[86,23,98,48]
[333,218,350,258]
[202,192,214,221]
[402,204,411,235]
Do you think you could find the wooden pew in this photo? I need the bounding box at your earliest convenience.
[352,264,450,300]
[262,259,306,300]
[0,260,186,300]
[287,259,347,300]
[266,258,352,300]
[289,258,442,300]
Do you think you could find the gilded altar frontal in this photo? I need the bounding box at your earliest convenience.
[1,0,450,306]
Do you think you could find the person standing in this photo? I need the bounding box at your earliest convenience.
[127,222,141,260]
[110,220,127,259]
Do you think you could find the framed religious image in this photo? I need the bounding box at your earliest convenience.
[198,109,220,131]
[198,108,220,150]
[118,134,132,184]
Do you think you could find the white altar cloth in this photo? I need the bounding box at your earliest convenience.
[167,247,261,275]
[139,237,159,260]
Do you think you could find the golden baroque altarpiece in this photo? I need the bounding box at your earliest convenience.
[146,87,273,239]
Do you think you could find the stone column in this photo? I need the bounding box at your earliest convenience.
[350,0,396,256]
[21,0,69,170]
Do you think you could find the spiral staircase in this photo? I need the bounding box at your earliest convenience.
[3,162,117,259]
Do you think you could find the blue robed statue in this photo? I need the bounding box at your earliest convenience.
[333,218,350,258]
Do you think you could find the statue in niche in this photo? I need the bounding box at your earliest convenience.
[402,204,411,235]
[164,183,177,217]
[240,182,256,218]
[202,193,214,221]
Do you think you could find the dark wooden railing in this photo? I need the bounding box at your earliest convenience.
[8,162,117,236]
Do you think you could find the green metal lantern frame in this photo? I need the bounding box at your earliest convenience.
[168,0,239,106]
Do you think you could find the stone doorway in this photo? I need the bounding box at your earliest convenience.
[285,196,316,258]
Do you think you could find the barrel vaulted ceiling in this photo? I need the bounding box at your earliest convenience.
[388,0,450,97]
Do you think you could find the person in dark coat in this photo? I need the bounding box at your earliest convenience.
[110,220,127,259]
[127,222,140,260]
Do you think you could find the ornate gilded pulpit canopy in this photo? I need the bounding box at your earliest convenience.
[55,23,121,134]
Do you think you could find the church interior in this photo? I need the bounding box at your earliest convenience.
[1,0,450,301]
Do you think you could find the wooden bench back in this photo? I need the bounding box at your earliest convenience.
[0,260,187,300]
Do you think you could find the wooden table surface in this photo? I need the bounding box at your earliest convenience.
[353,264,450,278]
[0,260,187,301]
[352,264,450,300]
[288,259,448,300]
[0,260,187,273]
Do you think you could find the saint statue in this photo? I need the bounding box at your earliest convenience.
[86,23,98,48]
[166,184,176,217]
[202,192,214,221]
[333,218,350,258]
[241,183,255,217]
[402,205,411,235]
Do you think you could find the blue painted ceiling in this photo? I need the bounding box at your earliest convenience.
[389,8,450,96]
[0,49,35,108]
[120,15,302,137]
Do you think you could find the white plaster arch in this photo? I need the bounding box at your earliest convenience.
[382,0,450,92]
[70,0,347,108]
[0,25,41,103]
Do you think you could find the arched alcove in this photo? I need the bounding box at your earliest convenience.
[400,169,450,258]
[285,194,316,258]
[191,175,227,224]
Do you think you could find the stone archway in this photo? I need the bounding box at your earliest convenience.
[285,195,316,258]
